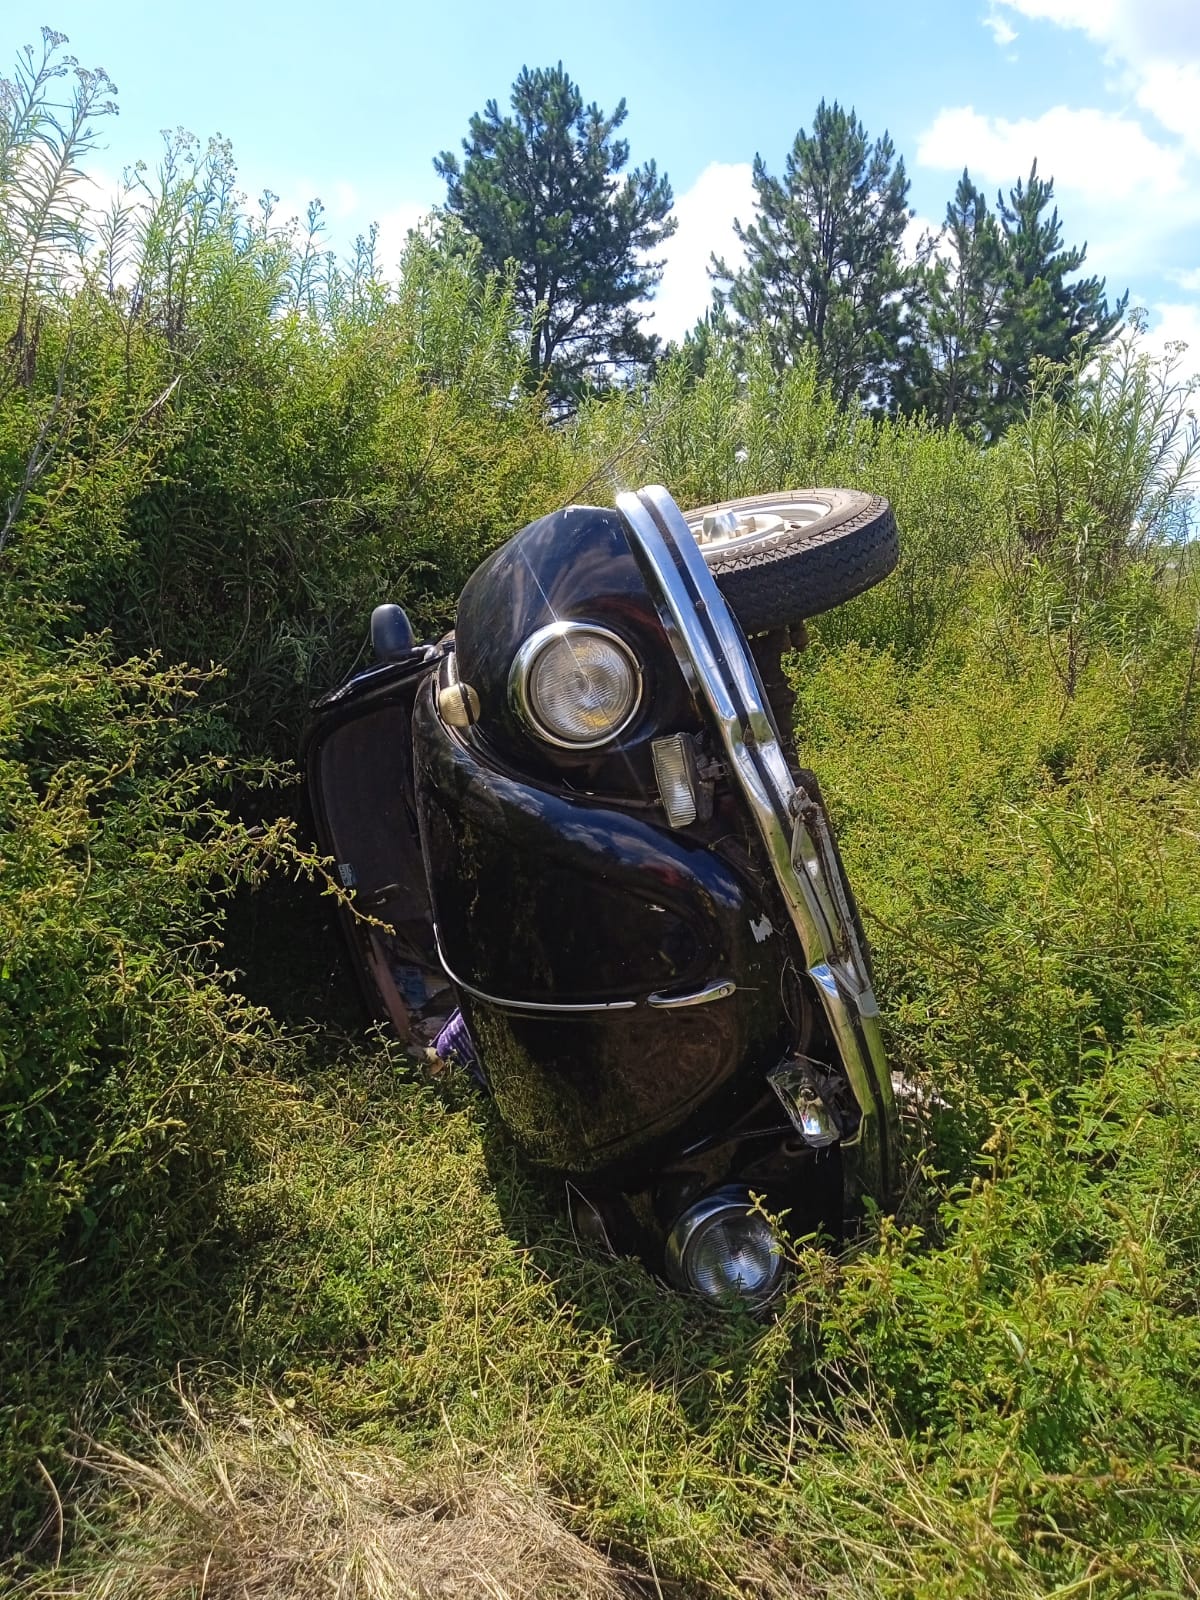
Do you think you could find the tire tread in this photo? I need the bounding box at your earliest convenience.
[686,490,898,633]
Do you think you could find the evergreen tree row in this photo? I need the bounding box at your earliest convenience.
[438,69,1126,429]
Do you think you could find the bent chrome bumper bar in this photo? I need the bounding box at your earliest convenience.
[616,485,898,1207]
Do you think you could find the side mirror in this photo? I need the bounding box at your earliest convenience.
[371,603,415,662]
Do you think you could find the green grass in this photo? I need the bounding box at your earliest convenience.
[4,37,1200,1588]
[41,1023,1198,1595]
[20,591,1200,1596]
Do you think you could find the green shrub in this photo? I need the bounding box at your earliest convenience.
[2,43,598,757]
[57,1019,1191,1597]
[628,338,1008,657]
[0,638,297,1542]
[791,607,1200,1152]
[995,331,1200,702]
[5,29,1200,1594]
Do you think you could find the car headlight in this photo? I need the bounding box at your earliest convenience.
[509,622,641,748]
[664,1188,785,1306]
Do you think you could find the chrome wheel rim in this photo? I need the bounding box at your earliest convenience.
[685,497,832,555]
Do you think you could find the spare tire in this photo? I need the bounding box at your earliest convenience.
[682,488,898,634]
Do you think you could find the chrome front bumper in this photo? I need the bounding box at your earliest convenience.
[616,485,898,1208]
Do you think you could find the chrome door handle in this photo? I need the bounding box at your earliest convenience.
[646,979,736,1009]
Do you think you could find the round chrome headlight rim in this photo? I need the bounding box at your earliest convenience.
[508,621,642,750]
[664,1187,786,1307]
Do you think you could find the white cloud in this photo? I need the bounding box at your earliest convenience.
[373,202,433,274]
[262,179,363,227]
[997,0,1200,150]
[998,0,1116,32]
[329,181,359,220]
[982,11,1018,48]
[1132,58,1200,152]
[998,0,1200,56]
[644,161,756,345]
[922,2,1200,298]
[917,104,1186,200]
[1140,301,1200,365]
[916,91,1200,288]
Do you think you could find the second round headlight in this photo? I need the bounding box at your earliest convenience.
[665,1188,785,1306]
[511,622,641,748]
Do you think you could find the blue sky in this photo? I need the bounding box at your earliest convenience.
[7,0,1199,359]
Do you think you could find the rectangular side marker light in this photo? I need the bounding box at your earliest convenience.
[652,734,699,828]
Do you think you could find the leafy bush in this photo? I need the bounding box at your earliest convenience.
[791,608,1200,1138]
[996,331,1200,700]
[1004,329,1199,567]
[4,27,1200,1595]
[0,227,586,755]
[0,637,298,1542]
[2,40,596,757]
[43,1020,1193,1596]
[632,339,1008,656]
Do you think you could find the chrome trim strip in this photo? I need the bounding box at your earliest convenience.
[647,979,736,1009]
[614,485,898,1205]
[434,926,637,1014]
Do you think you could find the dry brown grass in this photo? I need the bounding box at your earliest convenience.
[30,1398,644,1600]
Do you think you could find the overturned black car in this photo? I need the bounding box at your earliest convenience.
[305,485,900,1306]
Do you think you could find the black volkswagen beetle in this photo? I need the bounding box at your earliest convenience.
[305,484,899,1306]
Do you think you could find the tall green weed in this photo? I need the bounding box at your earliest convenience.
[56,1017,1193,1596]
[0,637,303,1543]
[621,339,1009,656]
[792,603,1200,1145]
[996,331,1200,705]
[2,38,596,754]
[4,28,1200,1593]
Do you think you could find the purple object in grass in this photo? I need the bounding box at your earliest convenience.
[435,1009,486,1086]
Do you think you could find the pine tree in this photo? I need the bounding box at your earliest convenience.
[713,101,911,408]
[903,171,1006,427]
[903,163,1126,435]
[988,161,1126,432]
[434,64,675,403]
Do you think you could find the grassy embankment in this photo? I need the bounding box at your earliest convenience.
[3,39,1200,1597]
